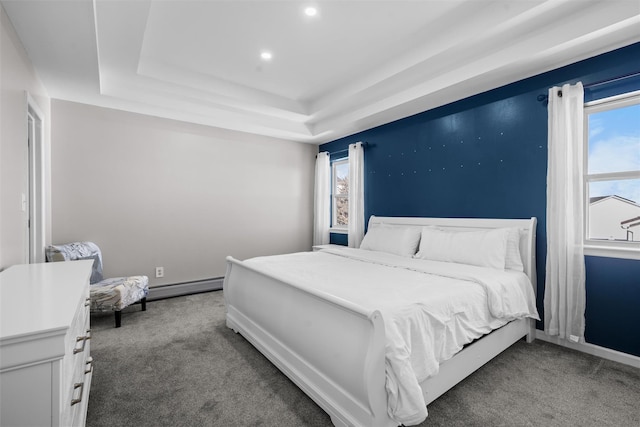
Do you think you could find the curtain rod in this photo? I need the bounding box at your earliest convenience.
[538,71,640,104]
[584,70,640,89]
[325,141,367,156]
[331,148,349,156]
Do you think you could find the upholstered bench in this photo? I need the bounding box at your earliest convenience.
[46,242,148,328]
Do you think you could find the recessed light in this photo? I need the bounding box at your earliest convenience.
[304,6,318,17]
[260,51,272,61]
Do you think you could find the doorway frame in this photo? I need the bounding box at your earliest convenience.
[26,92,45,263]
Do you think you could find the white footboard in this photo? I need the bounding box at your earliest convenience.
[224,256,398,427]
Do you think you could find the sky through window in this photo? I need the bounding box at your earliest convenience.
[588,103,640,204]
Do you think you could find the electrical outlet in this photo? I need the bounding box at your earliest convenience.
[155,266,164,278]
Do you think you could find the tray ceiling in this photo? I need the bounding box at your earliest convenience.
[3,0,639,144]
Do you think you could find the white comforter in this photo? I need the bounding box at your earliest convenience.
[242,247,539,425]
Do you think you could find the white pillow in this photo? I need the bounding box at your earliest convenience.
[505,228,524,272]
[414,227,510,270]
[359,225,422,257]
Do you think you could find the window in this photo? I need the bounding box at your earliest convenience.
[331,159,349,230]
[584,90,640,257]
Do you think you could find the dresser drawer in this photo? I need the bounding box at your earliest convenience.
[60,291,91,426]
[71,356,93,427]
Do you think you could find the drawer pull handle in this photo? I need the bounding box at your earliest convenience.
[71,382,84,406]
[73,330,91,354]
[85,357,93,374]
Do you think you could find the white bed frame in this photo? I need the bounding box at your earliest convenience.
[224,216,537,427]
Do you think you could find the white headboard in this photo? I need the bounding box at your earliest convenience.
[367,216,537,293]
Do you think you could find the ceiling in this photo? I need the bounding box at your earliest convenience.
[3,0,640,144]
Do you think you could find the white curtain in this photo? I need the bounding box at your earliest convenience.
[544,82,586,343]
[313,152,330,245]
[348,142,365,248]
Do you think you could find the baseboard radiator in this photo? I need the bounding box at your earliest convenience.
[147,277,224,301]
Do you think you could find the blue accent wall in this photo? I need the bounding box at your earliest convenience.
[330,232,348,246]
[585,256,640,356]
[320,42,640,357]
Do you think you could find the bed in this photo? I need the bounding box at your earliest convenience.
[223,216,539,426]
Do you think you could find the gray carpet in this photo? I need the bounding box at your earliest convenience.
[87,291,640,427]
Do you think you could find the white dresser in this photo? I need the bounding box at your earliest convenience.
[0,260,93,427]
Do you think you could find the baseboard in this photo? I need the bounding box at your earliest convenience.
[535,330,640,369]
[147,277,224,301]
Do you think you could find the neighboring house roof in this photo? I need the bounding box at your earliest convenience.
[621,216,640,229]
[589,195,639,207]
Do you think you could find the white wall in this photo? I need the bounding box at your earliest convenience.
[0,4,51,270]
[51,100,316,286]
